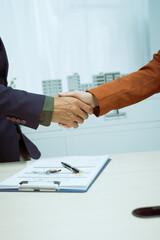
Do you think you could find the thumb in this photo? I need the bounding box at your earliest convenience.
[58,91,93,106]
[58,91,78,98]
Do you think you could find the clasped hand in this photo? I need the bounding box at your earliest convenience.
[52,91,99,128]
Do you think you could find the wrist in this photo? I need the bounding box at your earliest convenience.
[91,94,99,107]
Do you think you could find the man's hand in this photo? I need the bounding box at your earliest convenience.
[58,91,99,108]
[58,91,99,128]
[52,96,93,128]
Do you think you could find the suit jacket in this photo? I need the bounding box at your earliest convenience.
[0,37,45,162]
[88,51,160,116]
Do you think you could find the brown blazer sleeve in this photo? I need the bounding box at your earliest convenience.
[88,50,160,117]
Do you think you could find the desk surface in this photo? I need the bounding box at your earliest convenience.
[0,151,160,240]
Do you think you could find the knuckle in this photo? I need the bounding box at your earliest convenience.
[73,106,78,112]
[70,106,77,112]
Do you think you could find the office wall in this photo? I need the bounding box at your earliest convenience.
[22,0,160,157]
[22,92,160,157]
[148,0,160,55]
[0,0,150,93]
[0,0,159,156]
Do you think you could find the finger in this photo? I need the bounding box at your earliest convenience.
[75,115,84,124]
[66,99,90,120]
[58,91,77,97]
[59,123,64,127]
[72,121,79,128]
[78,101,93,114]
[59,91,95,108]
[63,125,71,128]
[69,113,84,124]
[75,108,89,120]
[59,123,71,128]
[60,119,79,128]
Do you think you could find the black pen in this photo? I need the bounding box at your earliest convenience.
[61,162,81,174]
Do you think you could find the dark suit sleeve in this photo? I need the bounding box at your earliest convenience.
[0,84,45,129]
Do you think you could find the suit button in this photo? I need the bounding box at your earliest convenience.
[21,120,27,125]
[16,119,21,124]
[6,116,11,121]
[12,117,16,122]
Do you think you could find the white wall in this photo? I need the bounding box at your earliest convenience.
[22,0,160,157]
[0,0,150,93]
[148,0,160,55]
[0,0,159,157]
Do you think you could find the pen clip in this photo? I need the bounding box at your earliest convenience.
[19,181,28,185]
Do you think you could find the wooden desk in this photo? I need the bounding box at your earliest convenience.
[0,151,160,240]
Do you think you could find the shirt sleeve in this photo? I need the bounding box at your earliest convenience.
[39,96,54,126]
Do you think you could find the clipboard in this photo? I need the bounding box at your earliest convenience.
[0,155,111,192]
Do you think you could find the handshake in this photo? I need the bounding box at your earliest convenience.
[52,91,99,128]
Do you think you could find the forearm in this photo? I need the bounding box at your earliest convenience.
[88,51,160,116]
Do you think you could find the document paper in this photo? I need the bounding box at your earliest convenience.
[0,155,110,192]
